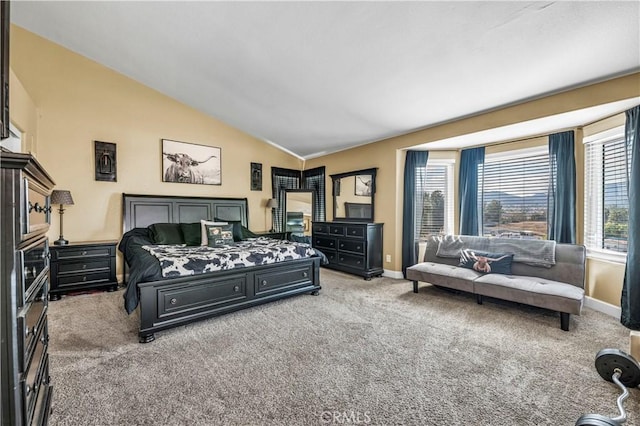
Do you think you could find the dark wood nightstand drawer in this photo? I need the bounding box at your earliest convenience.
[57,259,110,274]
[52,245,113,261]
[56,271,112,288]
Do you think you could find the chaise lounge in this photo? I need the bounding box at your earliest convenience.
[406,235,586,331]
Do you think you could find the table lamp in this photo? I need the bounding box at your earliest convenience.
[50,189,74,245]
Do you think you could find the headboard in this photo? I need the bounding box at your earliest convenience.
[122,193,249,234]
[344,202,372,219]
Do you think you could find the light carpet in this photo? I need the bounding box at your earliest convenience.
[47,269,638,425]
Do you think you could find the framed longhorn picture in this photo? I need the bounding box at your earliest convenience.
[162,139,221,185]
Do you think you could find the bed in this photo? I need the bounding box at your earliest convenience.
[120,193,322,343]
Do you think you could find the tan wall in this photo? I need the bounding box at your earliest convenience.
[10,24,638,306]
[9,26,302,276]
[8,68,38,153]
[307,73,639,307]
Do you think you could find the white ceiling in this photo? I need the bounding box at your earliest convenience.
[10,1,640,159]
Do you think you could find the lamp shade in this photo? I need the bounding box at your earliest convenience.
[51,190,74,205]
[266,198,278,209]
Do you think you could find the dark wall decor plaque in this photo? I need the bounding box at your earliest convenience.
[251,162,262,191]
[95,141,117,182]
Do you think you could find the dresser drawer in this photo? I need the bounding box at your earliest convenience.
[22,322,48,421]
[338,253,366,269]
[314,236,336,250]
[52,245,113,261]
[329,225,345,236]
[338,239,365,254]
[57,258,110,274]
[312,223,329,234]
[21,176,51,241]
[255,264,313,295]
[17,283,47,372]
[322,248,338,264]
[345,226,365,238]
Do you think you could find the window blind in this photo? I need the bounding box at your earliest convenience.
[584,129,629,253]
[479,149,549,239]
[417,163,453,239]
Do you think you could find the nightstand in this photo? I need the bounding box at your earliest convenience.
[49,240,119,300]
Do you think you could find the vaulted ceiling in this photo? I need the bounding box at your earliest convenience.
[11,1,640,158]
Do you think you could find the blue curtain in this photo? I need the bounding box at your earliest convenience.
[621,105,640,330]
[548,131,576,243]
[458,147,484,235]
[402,150,428,277]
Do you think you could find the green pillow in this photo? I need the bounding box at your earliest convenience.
[205,224,235,247]
[180,222,201,246]
[149,223,184,244]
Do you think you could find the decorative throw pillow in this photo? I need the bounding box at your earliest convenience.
[200,220,228,245]
[148,223,184,245]
[459,249,514,275]
[205,224,235,247]
[214,218,244,242]
[180,222,202,246]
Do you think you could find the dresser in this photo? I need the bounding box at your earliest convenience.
[49,241,118,300]
[312,221,383,280]
[1,150,54,425]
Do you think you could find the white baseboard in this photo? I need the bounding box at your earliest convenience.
[584,296,621,319]
[382,269,404,279]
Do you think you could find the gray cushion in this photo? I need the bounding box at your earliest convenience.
[406,262,481,293]
[473,274,584,301]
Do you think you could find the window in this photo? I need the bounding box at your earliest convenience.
[584,126,629,254]
[417,160,454,239]
[479,147,549,239]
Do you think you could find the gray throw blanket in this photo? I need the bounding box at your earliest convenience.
[435,235,556,268]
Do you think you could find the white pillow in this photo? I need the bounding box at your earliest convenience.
[200,220,228,245]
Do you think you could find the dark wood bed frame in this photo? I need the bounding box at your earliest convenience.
[122,193,322,343]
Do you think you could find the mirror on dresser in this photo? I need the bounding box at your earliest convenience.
[284,189,314,237]
[331,168,377,222]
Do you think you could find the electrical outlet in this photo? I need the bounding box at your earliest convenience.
[385,254,391,262]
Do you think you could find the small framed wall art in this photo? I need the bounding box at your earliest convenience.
[94,141,117,182]
[162,139,221,185]
[251,162,262,191]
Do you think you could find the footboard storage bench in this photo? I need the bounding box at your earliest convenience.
[406,235,586,331]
